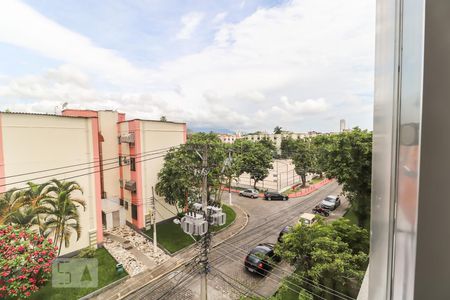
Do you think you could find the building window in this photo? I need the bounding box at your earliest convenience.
[130,157,136,171]
[131,204,138,220]
[120,198,124,206]
[125,201,129,210]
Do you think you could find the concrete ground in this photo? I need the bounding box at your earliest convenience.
[133,181,348,299]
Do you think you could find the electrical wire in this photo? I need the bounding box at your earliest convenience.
[0,148,172,188]
[218,241,356,300]
[213,247,326,300]
[1,151,170,193]
[210,265,265,298]
[0,145,179,180]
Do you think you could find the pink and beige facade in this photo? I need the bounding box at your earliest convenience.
[0,110,186,255]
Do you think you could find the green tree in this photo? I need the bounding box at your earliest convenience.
[156,133,226,210]
[19,182,51,235]
[292,138,314,187]
[236,140,273,189]
[315,128,372,226]
[258,137,277,157]
[222,144,243,203]
[280,136,298,159]
[0,188,21,224]
[276,219,368,299]
[42,179,86,256]
[273,126,283,134]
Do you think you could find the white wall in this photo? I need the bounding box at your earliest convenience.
[1,113,98,255]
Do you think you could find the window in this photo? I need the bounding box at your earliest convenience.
[120,198,124,206]
[131,204,138,220]
[130,157,136,171]
[124,201,128,210]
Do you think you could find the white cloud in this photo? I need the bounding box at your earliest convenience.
[212,12,227,24]
[0,0,375,132]
[0,0,152,86]
[175,12,204,40]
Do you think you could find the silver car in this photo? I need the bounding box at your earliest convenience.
[239,189,259,198]
[321,195,341,210]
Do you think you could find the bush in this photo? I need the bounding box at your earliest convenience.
[76,247,96,258]
[0,225,57,299]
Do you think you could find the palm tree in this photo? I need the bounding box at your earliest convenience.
[5,206,39,228]
[19,182,51,235]
[42,179,86,256]
[0,188,22,224]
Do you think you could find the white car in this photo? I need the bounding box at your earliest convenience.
[239,189,259,198]
[321,195,341,210]
[298,213,317,225]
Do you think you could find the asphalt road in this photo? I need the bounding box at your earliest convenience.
[126,181,345,299]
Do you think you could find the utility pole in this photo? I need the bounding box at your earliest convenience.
[151,186,157,254]
[227,150,232,206]
[200,145,209,300]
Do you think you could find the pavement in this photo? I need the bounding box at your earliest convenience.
[121,181,348,299]
[92,203,249,300]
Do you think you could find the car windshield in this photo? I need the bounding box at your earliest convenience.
[324,197,335,202]
[301,219,311,225]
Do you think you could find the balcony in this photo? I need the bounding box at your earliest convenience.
[124,180,137,193]
[119,133,135,144]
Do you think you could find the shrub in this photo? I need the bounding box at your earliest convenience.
[0,225,57,299]
[76,247,96,258]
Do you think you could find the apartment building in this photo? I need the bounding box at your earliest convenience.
[0,109,186,256]
[0,112,102,256]
[217,133,242,144]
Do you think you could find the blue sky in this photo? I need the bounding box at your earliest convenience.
[0,0,375,133]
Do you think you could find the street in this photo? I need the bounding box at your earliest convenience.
[126,181,347,299]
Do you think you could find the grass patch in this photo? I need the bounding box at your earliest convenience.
[143,204,236,253]
[210,204,236,233]
[309,176,323,185]
[31,248,128,300]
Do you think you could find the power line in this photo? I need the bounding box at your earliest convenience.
[0,148,171,188]
[210,265,265,299]
[218,242,355,300]
[0,145,178,180]
[213,247,326,300]
[1,152,170,193]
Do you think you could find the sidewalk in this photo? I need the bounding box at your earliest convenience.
[92,204,249,300]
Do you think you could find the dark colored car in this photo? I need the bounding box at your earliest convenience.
[244,243,281,275]
[277,225,292,243]
[264,192,288,201]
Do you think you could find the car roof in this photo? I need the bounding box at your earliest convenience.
[300,213,316,221]
[326,195,337,199]
[251,244,273,253]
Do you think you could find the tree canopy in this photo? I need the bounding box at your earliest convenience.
[276,218,369,299]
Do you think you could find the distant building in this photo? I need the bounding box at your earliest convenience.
[218,132,242,144]
[242,132,312,153]
[340,119,346,132]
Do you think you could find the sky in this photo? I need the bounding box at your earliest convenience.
[0,0,375,133]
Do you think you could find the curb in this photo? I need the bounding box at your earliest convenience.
[115,204,250,300]
[80,275,130,300]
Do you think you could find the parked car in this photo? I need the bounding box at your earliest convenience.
[264,192,288,201]
[244,243,281,275]
[277,225,292,243]
[239,189,259,198]
[298,213,317,225]
[321,195,341,210]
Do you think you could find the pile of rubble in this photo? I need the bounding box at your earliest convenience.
[103,237,145,276]
[103,225,170,276]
